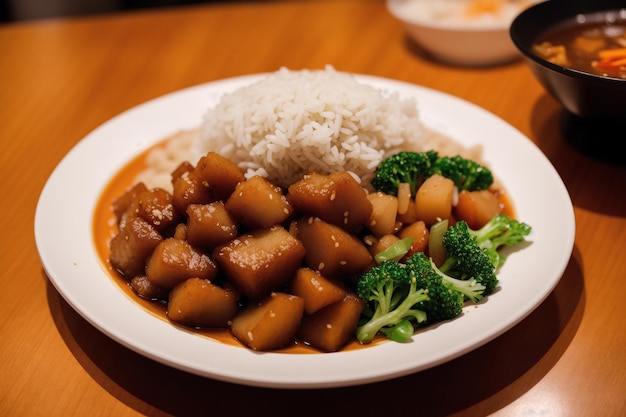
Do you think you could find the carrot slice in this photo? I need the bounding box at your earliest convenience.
[593,47,626,70]
[611,58,626,66]
[598,48,626,59]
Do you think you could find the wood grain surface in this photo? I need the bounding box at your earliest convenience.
[1,1,625,416]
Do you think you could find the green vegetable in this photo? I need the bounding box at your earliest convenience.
[370,150,493,197]
[429,154,494,192]
[380,319,415,343]
[374,236,414,263]
[407,251,485,304]
[438,219,499,296]
[467,214,532,270]
[405,252,465,323]
[427,218,448,265]
[354,213,532,343]
[370,150,439,197]
[355,260,429,343]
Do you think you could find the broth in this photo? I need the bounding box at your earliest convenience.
[532,10,626,80]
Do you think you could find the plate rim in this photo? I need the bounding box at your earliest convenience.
[34,72,575,389]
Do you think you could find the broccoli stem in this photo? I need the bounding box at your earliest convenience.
[380,319,416,343]
[356,280,428,343]
[435,257,485,303]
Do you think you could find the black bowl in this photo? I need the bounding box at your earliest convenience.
[510,0,626,121]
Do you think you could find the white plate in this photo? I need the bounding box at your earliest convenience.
[34,74,575,389]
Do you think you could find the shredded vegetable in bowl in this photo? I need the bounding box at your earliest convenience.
[532,11,626,80]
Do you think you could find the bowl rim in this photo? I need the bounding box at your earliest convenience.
[386,0,542,32]
[510,2,626,83]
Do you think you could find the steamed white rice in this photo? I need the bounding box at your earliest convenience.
[194,66,424,188]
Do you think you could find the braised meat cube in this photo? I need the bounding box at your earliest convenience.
[298,291,364,352]
[130,274,169,301]
[117,196,141,232]
[287,171,372,233]
[194,152,246,202]
[289,268,346,314]
[230,292,304,351]
[168,277,240,328]
[296,216,373,280]
[173,223,187,240]
[225,176,293,230]
[112,182,148,223]
[212,225,305,299]
[172,170,213,215]
[136,188,181,232]
[186,202,238,251]
[145,238,218,290]
[109,216,163,278]
[171,161,194,183]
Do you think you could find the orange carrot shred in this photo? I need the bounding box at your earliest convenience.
[611,58,626,66]
[598,48,626,59]
[593,48,626,70]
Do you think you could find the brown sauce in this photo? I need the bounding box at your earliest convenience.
[92,135,516,354]
[93,137,376,353]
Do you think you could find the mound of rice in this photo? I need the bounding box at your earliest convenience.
[195,66,424,189]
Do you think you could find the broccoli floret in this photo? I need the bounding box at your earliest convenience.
[355,260,429,343]
[468,214,532,270]
[407,251,485,304]
[429,154,494,191]
[371,150,493,197]
[439,220,499,296]
[405,252,465,323]
[371,150,438,196]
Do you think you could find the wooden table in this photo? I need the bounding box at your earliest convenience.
[2,1,625,415]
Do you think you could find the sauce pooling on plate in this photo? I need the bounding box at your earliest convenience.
[532,10,626,80]
[93,134,517,354]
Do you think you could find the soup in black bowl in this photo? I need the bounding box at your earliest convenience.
[532,14,625,80]
[510,0,626,164]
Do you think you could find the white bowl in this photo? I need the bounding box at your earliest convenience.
[386,0,542,66]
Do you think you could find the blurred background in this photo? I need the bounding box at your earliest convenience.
[0,0,255,23]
